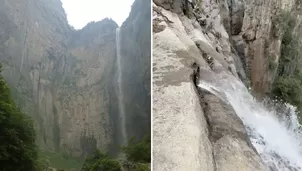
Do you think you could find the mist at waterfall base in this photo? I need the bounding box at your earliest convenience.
[198,71,302,171]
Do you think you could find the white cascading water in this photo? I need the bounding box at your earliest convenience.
[116,28,127,145]
[198,69,302,171]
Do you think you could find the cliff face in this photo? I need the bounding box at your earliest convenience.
[153,0,302,170]
[1,0,73,153]
[109,0,151,154]
[223,0,302,95]
[152,0,302,170]
[54,20,118,156]
[0,0,150,157]
[153,0,302,96]
[120,0,151,140]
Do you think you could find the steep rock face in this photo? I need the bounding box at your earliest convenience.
[152,8,215,170]
[153,1,269,170]
[119,0,151,139]
[240,0,295,94]
[220,0,302,95]
[0,0,149,157]
[0,0,72,152]
[55,20,118,156]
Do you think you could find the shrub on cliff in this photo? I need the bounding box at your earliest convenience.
[0,63,38,170]
[272,11,302,120]
[274,76,302,105]
[81,149,121,171]
[121,136,151,163]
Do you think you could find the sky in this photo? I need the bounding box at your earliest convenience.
[61,0,135,29]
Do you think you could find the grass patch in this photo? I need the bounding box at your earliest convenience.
[38,151,84,170]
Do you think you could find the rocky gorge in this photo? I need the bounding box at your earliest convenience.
[153,0,302,170]
[0,0,150,158]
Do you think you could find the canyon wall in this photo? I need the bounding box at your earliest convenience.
[233,0,302,95]
[153,0,302,170]
[0,0,150,157]
[120,0,151,140]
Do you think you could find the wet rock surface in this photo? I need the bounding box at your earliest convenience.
[153,0,270,170]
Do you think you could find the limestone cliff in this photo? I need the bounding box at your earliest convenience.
[110,0,151,154]
[0,0,150,157]
[153,0,302,96]
[222,0,302,95]
[152,0,280,170]
[120,0,151,139]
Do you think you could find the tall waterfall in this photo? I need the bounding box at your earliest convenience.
[116,28,127,145]
[198,70,302,171]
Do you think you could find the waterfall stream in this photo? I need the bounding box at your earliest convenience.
[116,28,127,145]
[198,70,302,171]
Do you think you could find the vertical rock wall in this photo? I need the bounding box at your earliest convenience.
[152,0,275,170]
[120,0,151,139]
[0,0,150,157]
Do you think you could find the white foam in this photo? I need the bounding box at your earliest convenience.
[198,72,302,170]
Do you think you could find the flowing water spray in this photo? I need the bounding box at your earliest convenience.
[198,70,302,170]
[116,28,127,145]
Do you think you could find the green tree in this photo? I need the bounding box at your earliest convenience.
[81,149,121,171]
[121,136,151,163]
[36,158,50,171]
[0,63,38,170]
[135,163,150,171]
[89,158,120,171]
